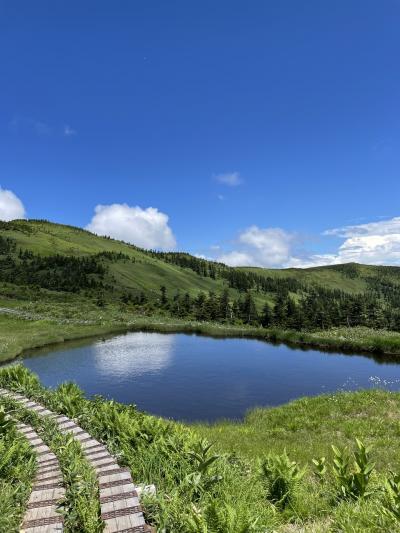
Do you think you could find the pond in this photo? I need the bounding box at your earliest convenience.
[17,331,400,422]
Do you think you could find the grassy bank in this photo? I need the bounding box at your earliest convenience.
[3,302,400,364]
[0,314,131,363]
[2,366,400,531]
[194,389,400,468]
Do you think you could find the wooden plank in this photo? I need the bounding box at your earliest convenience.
[3,388,151,532]
[13,421,66,533]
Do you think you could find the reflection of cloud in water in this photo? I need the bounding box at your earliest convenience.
[93,332,175,377]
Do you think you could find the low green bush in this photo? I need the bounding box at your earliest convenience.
[0,403,36,532]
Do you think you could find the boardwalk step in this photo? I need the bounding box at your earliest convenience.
[22,515,64,529]
[12,422,66,532]
[1,388,152,533]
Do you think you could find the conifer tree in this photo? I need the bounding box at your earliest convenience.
[261,302,272,328]
[160,285,168,306]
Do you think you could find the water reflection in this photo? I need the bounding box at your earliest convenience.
[14,331,400,422]
[93,332,174,376]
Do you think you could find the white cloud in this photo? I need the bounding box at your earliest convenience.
[321,217,400,266]
[285,254,338,269]
[215,172,242,187]
[0,187,26,221]
[64,125,77,136]
[86,203,176,250]
[325,217,400,238]
[218,250,257,267]
[217,226,296,267]
[216,216,400,269]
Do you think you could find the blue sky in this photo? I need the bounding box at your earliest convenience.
[1,1,400,267]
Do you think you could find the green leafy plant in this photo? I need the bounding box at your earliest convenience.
[312,456,327,482]
[0,364,40,394]
[0,401,36,532]
[332,439,375,500]
[205,500,260,533]
[53,382,85,419]
[0,405,14,437]
[185,440,222,500]
[188,439,220,476]
[382,470,400,520]
[260,451,304,509]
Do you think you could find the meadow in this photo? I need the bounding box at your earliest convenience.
[1,366,400,531]
[2,220,400,531]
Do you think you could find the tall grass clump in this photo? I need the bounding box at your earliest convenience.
[0,405,36,532]
[260,451,304,509]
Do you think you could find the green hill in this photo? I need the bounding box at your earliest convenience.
[0,219,238,299]
[2,218,400,296]
[2,218,400,361]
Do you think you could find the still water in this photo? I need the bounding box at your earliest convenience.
[17,332,400,422]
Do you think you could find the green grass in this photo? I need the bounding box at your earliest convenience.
[0,313,130,363]
[0,405,36,532]
[194,389,400,468]
[2,366,400,531]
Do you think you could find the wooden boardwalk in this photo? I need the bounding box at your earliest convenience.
[0,388,154,533]
[16,421,65,532]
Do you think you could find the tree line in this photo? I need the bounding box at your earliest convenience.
[0,249,107,293]
[143,285,400,332]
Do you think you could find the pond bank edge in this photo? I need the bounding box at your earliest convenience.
[2,313,400,364]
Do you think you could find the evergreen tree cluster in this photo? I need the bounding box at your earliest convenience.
[157,287,260,325]
[149,252,220,278]
[0,236,17,255]
[366,276,400,308]
[221,269,303,294]
[0,252,107,293]
[151,285,400,332]
[95,251,133,262]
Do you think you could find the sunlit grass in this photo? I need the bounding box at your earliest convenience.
[2,366,400,531]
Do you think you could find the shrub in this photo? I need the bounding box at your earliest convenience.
[0,364,40,393]
[260,451,304,509]
[332,439,375,500]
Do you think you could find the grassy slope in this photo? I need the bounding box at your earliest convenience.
[2,219,400,363]
[194,390,400,531]
[2,220,241,299]
[195,389,400,469]
[5,219,399,296]
[243,265,370,293]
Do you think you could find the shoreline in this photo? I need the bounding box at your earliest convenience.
[3,311,400,364]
